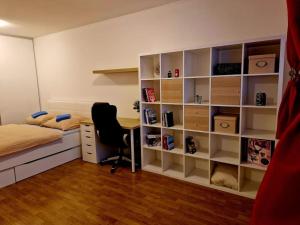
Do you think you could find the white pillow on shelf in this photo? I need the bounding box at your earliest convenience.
[211,163,238,190]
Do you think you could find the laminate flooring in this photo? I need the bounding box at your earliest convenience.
[0,160,253,225]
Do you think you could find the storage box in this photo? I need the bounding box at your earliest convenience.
[248,54,276,74]
[214,115,238,134]
[213,63,241,75]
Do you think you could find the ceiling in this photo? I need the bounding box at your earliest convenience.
[0,0,178,38]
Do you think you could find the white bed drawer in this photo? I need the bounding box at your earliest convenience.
[0,168,15,188]
[15,147,81,182]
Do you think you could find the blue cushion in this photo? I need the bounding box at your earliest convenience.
[56,114,71,122]
[31,111,48,119]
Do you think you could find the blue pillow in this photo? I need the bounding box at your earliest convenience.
[32,111,48,119]
[56,114,71,122]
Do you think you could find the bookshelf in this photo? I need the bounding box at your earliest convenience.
[139,36,285,199]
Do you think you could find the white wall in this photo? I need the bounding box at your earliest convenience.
[0,35,40,124]
[34,0,287,118]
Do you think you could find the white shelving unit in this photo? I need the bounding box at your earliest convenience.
[239,167,265,198]
[210,134,240,165]
[143,148,162,173]
[185,157,210,185]
[139,36,285,199]
[163,152,184,178]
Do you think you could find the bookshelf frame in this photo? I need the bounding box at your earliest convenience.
[139,36,285,199]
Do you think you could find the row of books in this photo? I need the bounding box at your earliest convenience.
[143,108,174,128]
[145,133,175,150]
[142,88,156,102]
[162,111,174,127]
[143,108,157,124]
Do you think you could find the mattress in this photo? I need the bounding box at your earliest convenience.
[0,124,63,157]
[63,128,80,136]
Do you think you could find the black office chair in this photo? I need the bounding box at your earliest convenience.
[91,102,131,173]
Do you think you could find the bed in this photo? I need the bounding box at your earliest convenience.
[0,124,81,188]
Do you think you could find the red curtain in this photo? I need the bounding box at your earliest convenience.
[276,80,300,138]
[251,1,300,224]
[286,0,300,69]
[251,114,300,225]
[276,0,300,138]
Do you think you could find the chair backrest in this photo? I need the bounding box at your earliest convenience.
[91,102,124,147]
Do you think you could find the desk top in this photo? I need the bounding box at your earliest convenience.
[81,117,140,129]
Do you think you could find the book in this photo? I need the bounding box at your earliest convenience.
[146,134,161,138]
[162,111,174,127]
[163,112,167,127]
[146,88,156,102]
[144,108,149,124]
[142,88,156,102]
[142,88,148,102]
[163,135,175,150]
[166,111,174,127]
[144,108,157,124]
[146,133,161,147]
[247,138,272,167]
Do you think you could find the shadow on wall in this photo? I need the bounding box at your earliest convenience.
[92,72,138,86]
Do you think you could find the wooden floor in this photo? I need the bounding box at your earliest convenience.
[0,160,253,225]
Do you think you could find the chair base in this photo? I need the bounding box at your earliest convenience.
[111,156,131,173]
[100,154,132,173]
[100,156,119,165]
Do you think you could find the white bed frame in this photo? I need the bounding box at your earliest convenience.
[0,127,81,188]
[0,99,103,189]
[0,129,81,188]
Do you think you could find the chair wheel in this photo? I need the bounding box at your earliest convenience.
[111,168,116,173]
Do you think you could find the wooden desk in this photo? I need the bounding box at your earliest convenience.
[80,118,140,172]
[81,118,139,129]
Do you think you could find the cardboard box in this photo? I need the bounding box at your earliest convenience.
[248,54,276,74]
[214,115,238,134]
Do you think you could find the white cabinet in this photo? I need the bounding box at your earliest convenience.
[80,123,115,164]
[80,124,100,163]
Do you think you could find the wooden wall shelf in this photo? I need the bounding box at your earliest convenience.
[93,67,138,74]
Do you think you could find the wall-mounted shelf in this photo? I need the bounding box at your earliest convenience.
[93,67,138,74]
